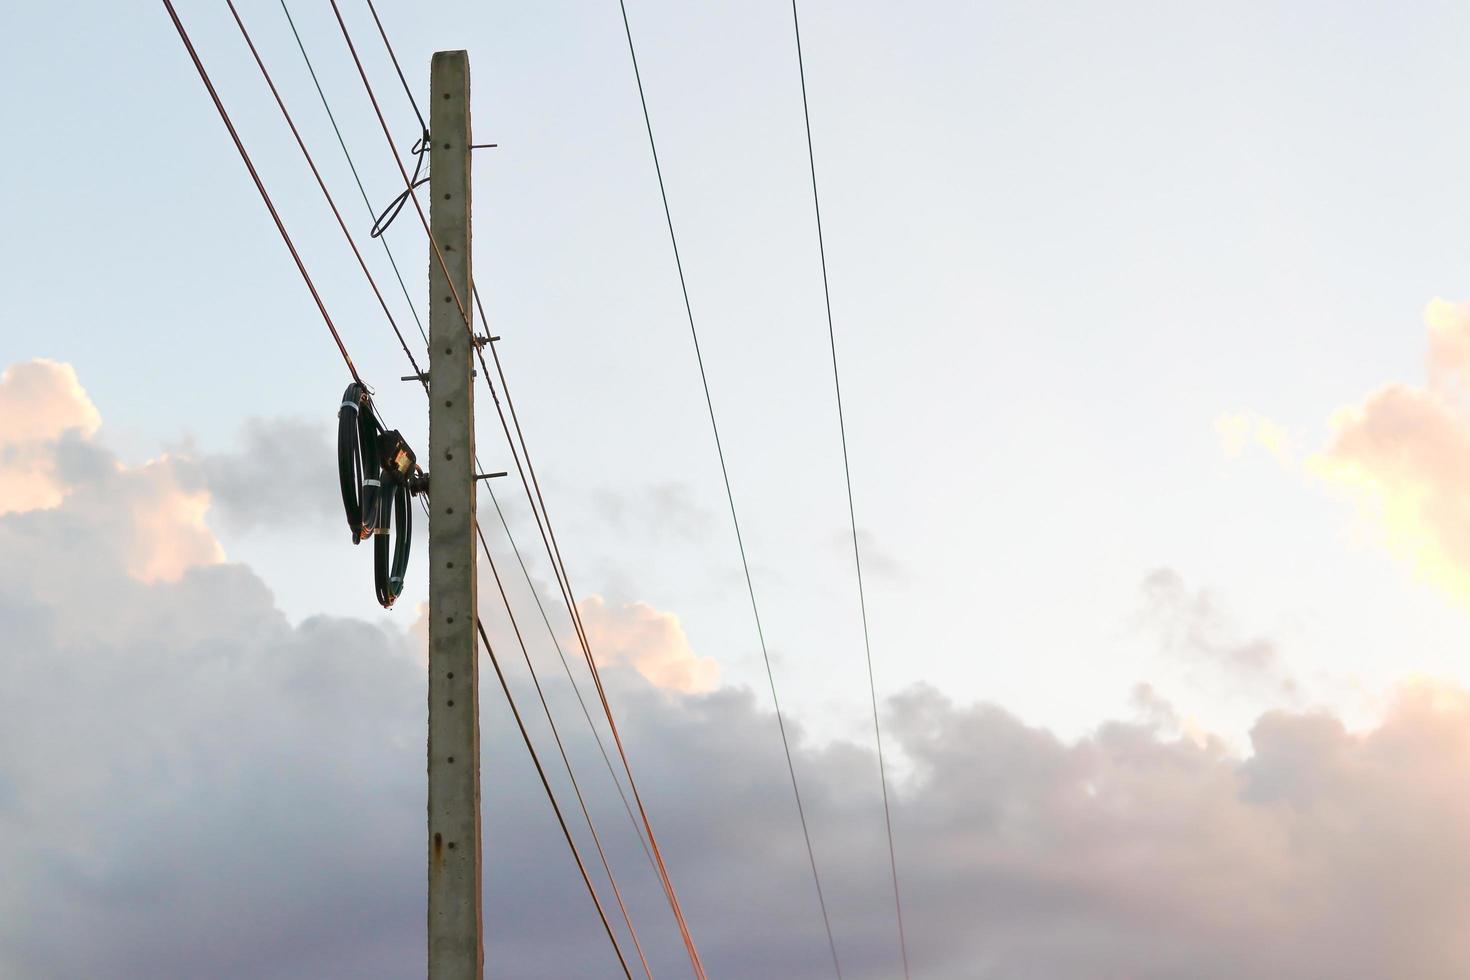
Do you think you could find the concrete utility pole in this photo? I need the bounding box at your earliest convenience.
[427,49,482,980]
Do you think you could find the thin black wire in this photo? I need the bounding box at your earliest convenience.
[615,2,842,975]
[483,481,660,875]
[161,0,363,387]
[224,0,425,390]
[279,0,429,350]
[477,618,634,980]
[370,165,429,238]
[467,286,707,980]
[365,0,427,135]
[476,521,654,980]
[789,3,909,976]
[467,289,708,980]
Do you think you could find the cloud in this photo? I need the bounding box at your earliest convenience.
[16,360,1470,978]
[578,594,719,693]
[822,526,908,584]
[1309,299,1470,602]
[591,481,714,542]
[0,359,221,582]
[0,359,100,513]
[1138,569,1296,702]
[13,528,1470,979]
[195,417,340,533]
[1216,411,1293,461]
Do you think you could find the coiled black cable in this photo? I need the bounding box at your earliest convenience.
[373,428,415,608]
[338,384,415,608]
[338,382,380,543]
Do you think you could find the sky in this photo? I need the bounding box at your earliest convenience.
[10,0,1470,977]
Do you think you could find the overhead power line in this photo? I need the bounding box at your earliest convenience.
[282,0,662,913]
[482,482,660,876]
[223,0,424,387]
[269,4,649,961]
[278,0,428,350]
[478,618,635,980]
[161,0,362,387]
[330,4,708,973]
[166,2,694,973]
[172,1,637,965]
[477,522,653,979]
[789,2,911,975]
[614,1,844,976]
[365,0,428,136]
[470,283,707,978]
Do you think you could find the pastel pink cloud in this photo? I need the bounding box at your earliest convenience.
[0,358,221,582]
[1311,300,1470,600]
[0,359,100,513]
[578,594,719,693]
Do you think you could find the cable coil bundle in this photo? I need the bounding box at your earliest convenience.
[338,383,417,608]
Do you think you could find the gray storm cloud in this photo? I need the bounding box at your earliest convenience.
[6,362,1470,978]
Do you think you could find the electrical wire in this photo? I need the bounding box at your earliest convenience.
[789,3,910,976]
[477,618,635,980]
[284,0,660,889]
[176,3,626,964]
[615,2,843,975]
[331,6,708,972]
[483,481,659,876]
[370,163,428,238]
[225,0,425,388]
[161,0,363,387]
[228,0,427,607]
[326,0,473,366]
[469,286,707,979]
[323,4,683,967]
[365,0,428,136]
[167,4,638,971]
[475,520,655,980]
[279,0,428,349]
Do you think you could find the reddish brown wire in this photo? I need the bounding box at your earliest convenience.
[475,522,655,979]
[223,0,426,388]
[327,4,708,974]
[477,618,634,980]
[471,288,709,975]
[162,0,363,387]
[169,4,641,972]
